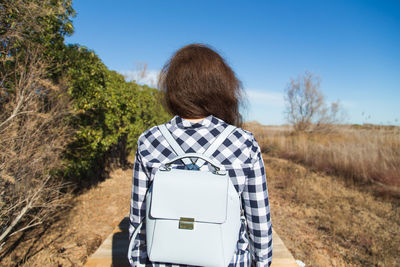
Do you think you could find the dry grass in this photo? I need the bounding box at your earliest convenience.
[245,122,400,195]
[244,122,400,266]
[266,155,400,266]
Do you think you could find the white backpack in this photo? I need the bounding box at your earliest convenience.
[128,124,241,267]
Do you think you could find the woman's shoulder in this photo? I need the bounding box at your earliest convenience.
[228,126,262,163]
[206,124,259,166]
[137,125,162,148]
[230,125,258,147]
[234,126,255,139]
[137,122,257,147]
[135,120,260,162]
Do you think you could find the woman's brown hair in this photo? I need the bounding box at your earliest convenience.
[158,44,243,126]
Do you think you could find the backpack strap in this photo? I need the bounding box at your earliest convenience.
[127,221,143,262]
[159,124,236,168]
[196,125,236,167]
[158,124,192,166]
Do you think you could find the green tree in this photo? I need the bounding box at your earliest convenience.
[0,0,170,261]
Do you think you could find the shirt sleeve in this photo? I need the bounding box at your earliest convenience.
[128,146,150,253]
[241,135,273,266]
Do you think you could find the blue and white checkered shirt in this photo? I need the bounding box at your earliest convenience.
[129,115,272,266]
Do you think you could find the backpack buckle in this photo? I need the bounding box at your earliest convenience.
[186,163,200,170]
[179,217,194,230]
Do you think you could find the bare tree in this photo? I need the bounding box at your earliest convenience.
[0,46,72,251]
[284,71,343,132]
[0,0,73,253]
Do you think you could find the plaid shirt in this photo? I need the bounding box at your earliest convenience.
[129,115,272,267]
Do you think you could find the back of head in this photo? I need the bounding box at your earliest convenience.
[158,44,243,126]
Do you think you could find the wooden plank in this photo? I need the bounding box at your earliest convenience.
[85,217,130,267]
[270,231,299,267]
[85,217,298,267]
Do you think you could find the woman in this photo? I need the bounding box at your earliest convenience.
[128,44,272,266]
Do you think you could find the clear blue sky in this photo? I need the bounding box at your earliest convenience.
[65,0,400,125]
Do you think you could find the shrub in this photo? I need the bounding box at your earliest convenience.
[61,45,170,185]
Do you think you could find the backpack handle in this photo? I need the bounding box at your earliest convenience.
[163,153,226,175]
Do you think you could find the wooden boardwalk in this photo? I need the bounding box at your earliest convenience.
[85,217,298,267]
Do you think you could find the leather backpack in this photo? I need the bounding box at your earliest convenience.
[128,124,241,267]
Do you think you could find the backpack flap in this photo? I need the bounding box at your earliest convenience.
[149,168,229,224]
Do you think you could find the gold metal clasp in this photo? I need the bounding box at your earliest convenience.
[179,217,194,230]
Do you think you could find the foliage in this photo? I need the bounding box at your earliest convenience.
[0,0,169,260]
[61,45,170,184]
[0,0,75,81]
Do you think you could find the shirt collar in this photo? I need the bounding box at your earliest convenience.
[170,115,224,129]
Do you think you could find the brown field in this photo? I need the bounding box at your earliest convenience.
[2,123,399,266]
[246,123,400,194]
[245,122,400,266]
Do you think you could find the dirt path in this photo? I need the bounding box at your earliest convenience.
[20,167,133,267]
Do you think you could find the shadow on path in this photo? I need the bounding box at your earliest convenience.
[112,217,130,266]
